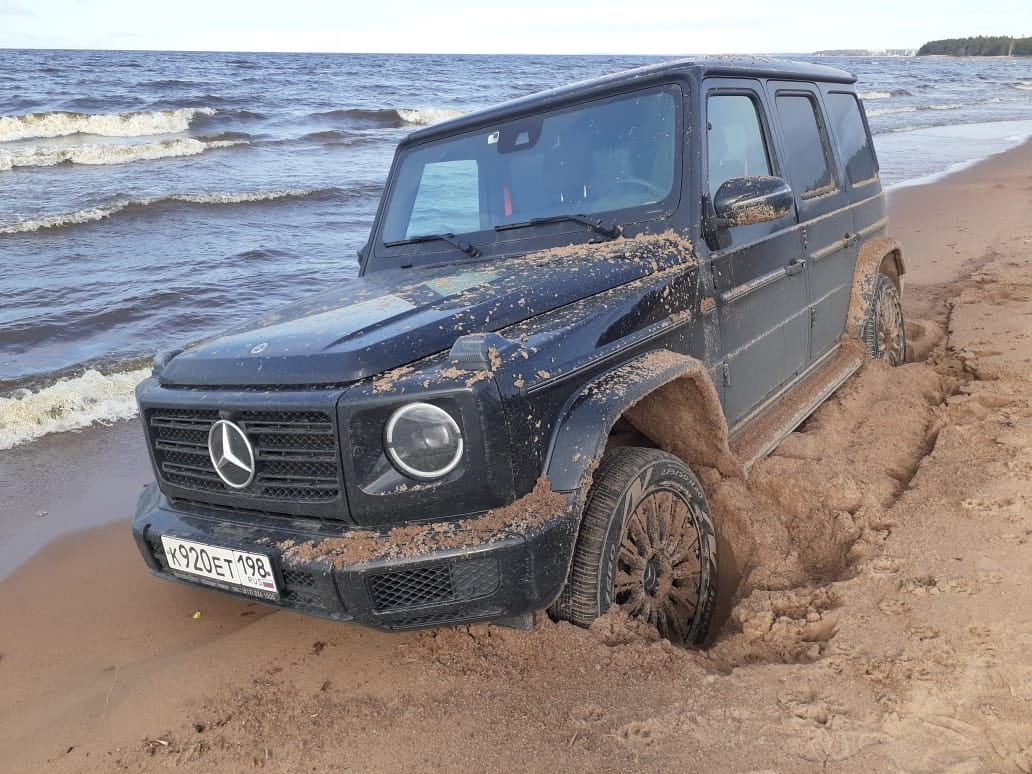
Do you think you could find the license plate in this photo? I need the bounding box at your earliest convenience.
[161,536,280,601]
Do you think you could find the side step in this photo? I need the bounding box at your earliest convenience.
[729,345,865,473]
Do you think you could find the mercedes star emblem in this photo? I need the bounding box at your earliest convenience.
[207,419,256,489]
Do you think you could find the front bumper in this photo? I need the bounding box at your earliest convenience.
[132,483,576,631]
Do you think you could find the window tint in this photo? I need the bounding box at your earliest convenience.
[826,92,878,184]
[775,94,834,196]
[707,95,772,199]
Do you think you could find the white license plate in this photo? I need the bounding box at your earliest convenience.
[161,536,280,600]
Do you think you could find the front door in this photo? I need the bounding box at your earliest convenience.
[704,82,809,428]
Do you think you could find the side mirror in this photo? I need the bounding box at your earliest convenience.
[712,175,795,228]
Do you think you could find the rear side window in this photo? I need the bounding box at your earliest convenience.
[707,94,772,199]
[825,92,878,184]
[775,94,834,197]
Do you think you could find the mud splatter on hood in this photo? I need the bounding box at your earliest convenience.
[158,233,695,387]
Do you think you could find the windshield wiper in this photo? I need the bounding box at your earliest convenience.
[384,232,481,258]
[495,214,622,240]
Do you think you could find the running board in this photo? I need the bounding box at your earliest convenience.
[729,346,865,473]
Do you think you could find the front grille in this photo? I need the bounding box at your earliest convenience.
[367,558,500,612]
[148,408,340,503]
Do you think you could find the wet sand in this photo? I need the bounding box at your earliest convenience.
[0,419,151,580]
[2,140,1032,772]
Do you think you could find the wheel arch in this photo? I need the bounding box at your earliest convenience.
[543,350,741,497]
[846,236,906,337]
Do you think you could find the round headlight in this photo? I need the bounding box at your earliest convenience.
[384,402,464,480]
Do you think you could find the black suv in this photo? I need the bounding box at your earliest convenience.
[132,57,906,644]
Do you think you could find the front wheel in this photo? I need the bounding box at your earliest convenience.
[550,448,718,646]
[862,274,907,365]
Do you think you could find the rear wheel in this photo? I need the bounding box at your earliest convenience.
[551,447,718,646]
[862,274,906,365]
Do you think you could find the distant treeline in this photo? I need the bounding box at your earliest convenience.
[918,36,1032,56]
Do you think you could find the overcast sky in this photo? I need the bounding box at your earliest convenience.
[0,0,1029,54]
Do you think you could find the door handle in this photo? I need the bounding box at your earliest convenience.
[786,259,806,276]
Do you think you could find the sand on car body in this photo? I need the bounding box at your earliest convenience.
[2,140,1032,772]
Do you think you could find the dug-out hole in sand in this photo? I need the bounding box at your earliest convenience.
[682,317,971,665]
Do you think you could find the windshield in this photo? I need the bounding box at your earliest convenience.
[380,85,681,246]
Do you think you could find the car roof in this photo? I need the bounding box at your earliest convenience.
[404,57,856,145]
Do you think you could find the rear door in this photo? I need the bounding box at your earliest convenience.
[767,82,855,361]
[703,79,808,428]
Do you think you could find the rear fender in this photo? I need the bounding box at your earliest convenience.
[846,236,906,336]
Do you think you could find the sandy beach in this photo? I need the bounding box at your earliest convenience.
[2,140,1032,772]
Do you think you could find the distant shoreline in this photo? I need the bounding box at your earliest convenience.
[917,53,1032,59]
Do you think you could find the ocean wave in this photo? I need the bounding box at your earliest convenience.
[1012,81,1032,91]
[0,137,246,171]
[928,103,963,111]
[311,107,463,127]
[297,129,381,147]
[859,89,912,100]
[867,106,917,117]
[0,367,149,451]
[396,108,463,125]
[0,188,337,235]
[0,107,216,142]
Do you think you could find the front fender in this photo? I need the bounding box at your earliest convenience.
[543,350,740,494]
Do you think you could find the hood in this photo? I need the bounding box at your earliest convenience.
[159,241,689,387]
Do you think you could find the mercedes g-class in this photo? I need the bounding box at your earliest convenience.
[132,57,906,644]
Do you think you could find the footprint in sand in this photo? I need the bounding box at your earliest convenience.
[898,575,981,596]
[1005,457,1032,477]
[905,624,941,641]
[569,704,607,725]
[961,496,1032,523]
[878,598,911,616]
[614,720,658,747]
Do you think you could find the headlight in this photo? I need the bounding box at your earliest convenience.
[384,402,464,480]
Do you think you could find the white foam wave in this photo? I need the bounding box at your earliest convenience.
[168,189,317,205]
[859,91,892,100]
[0,368,150,451]
[867,106,917,117]
[928,103,963,111]
[0,189,322,235]
[396,108,463,125]
[0,107,216,142]
[0,206,122,234]
[0,137,246,171]
[1012,81,1032,91]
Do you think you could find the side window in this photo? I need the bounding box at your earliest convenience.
[825,92,878,184]
[707,94,772,199]
[406,159,480,238]
[774,94,835,197]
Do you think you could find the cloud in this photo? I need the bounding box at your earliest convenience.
[0,1,34,17]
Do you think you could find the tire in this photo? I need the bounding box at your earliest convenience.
[550,447,718,646]
[861,274,907,365]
